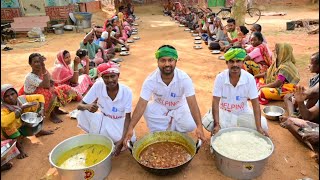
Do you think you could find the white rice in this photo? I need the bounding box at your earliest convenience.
[266,112,282,116]
[212,131,272,161]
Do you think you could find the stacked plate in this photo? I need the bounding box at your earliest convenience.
[120,51,130,56]
[194,41,202,44]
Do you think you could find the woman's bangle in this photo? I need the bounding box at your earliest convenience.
[74,70,79,73]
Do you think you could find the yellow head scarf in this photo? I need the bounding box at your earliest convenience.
[265,43,300,84]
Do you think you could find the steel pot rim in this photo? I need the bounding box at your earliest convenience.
[210,127,274,162]
[49,134,114,170]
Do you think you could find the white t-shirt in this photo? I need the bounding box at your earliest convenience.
[24,72,42,94]
[99,31,116,48]
[140,68,195,110]
[213,69,258,115]
[83,81,132,120]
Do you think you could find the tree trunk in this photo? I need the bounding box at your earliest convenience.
[231,0,247,26]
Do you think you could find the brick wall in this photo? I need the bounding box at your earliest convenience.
[45,4,75,20]
[79,1,101,13]
[1,8,21,21]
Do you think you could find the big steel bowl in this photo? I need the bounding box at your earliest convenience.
[49,134,114,180]
[262,106,285,121]
[20,112,44,136]
[127,131,201,176]
[210,127,274,180]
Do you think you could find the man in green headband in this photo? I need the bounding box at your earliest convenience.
[123,45,205,146]
[202,47,269,137]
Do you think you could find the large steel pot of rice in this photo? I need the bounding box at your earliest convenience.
[127,131,202,176]
[210,127,274,180]
[49,134,114,180]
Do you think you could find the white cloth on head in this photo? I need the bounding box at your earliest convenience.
[144,101,196,133]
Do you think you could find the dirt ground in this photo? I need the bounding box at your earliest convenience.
[1,2,319,180]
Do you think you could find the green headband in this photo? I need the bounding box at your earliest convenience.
[224,48,247,61]
[155,46,178,60]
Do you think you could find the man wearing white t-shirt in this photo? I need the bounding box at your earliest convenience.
[76,62,135,156]
[123,45,205,146]
[202,48,269,136]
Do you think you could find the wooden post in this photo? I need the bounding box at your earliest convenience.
[231,0,247,26]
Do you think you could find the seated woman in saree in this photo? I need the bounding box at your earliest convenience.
[51,50,93,99]
[243,32,272,76]
[254,43,300,105]
[1,84,53,159]
[100,23,129,56]
[74,49,98,80]
[111,16,128,44]
[20,53,79,123]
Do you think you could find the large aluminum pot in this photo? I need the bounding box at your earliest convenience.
[210,127,274,180]
[127,131,202,176]
[49,134,114,180]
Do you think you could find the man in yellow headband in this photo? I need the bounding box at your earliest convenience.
[123,45,205,146]
[202,48,269,137]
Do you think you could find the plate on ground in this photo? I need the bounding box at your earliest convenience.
[194,41,202,44]
[133,36,140,40]
[133,23,139,26]
[112,58,124,63]
[133,29,138,32]
[127,39,135,43]
[193,45,202,49]
[190,30,194,33]
[212,35,217,39]
[218,55,225,60]
[184,28,191,31]
[212,50,221,54]
[179,24,185,27]
[194,37,201,40]
[132,27,137,30]
[132,32,138,35]
[192,33,199,37]
[120,51,130,56]
[121,47,127,51]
